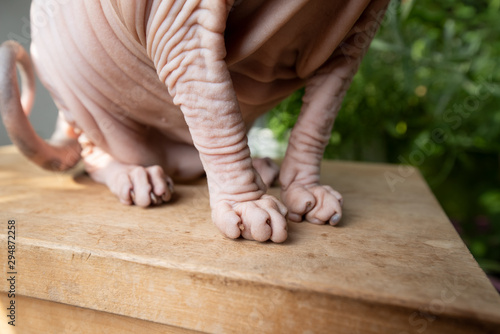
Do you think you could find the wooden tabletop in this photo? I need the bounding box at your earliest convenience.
[0,145,499,333]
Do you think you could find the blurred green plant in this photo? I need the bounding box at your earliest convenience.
[266,0,500,275]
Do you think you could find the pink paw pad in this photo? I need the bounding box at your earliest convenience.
[282,184,343,226]
[212,194,288,243]
[113,165,174,208]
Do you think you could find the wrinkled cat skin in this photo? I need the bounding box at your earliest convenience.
[0,0,388,242]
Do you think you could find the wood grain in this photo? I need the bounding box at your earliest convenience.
[0,145,499,333]
[0,293,200,334]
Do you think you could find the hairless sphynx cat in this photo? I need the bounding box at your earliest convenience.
[0,0,389,242]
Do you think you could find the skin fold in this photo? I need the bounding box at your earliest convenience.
[0,0,389,242]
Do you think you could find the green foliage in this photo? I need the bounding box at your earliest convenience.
[266,0,500,275]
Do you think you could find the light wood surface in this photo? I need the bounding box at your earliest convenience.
[0,145,499,333]
[0,294,200,334]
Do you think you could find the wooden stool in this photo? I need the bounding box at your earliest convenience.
[0,145,499,333]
